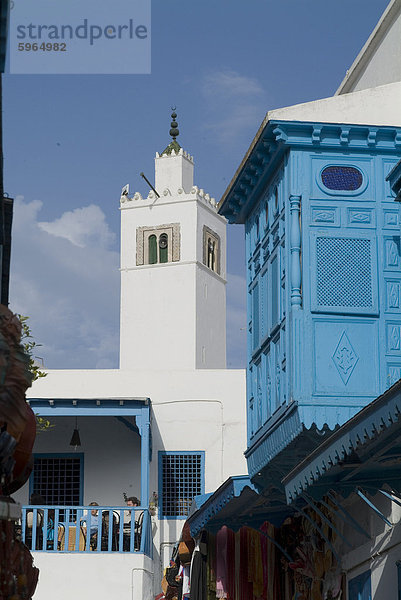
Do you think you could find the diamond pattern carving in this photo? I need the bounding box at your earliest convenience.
[332,331,359,384]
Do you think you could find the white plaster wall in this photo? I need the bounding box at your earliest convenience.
[196,265,226,369]
[195,200,227,369]
[337,491,401,598]
[120,177,228,371]
[31,553,154,600]
[120,263,198,370]
[268,82,401,128]
[27,367,247,590]
[12,415,141,506]
[27,369,247,490]
[155,152,194,193]
[336,0,401,94]
[120,191,199,370]
[348,13,401,92]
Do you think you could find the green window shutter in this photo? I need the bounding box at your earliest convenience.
[149,235,157,264]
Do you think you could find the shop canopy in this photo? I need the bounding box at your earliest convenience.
[283,379,401,529]
[187,475,291,538]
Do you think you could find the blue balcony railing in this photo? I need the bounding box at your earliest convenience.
[21,506,152,557]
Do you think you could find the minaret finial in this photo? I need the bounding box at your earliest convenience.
[169,106,179,141]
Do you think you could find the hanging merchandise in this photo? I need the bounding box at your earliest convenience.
[179,522,195,565]
[190,532,207,600]
[164,557,183,600]
[207,533,217,600]
[216,526,228,598]
[182,565,190,600]
[239,527,253,600]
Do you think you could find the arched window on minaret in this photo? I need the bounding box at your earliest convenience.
[203,226,220,274]
[207,238,215,271]
[149,235,157,264]
[159,233,168,263]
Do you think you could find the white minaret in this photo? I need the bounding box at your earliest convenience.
[119,111,227,371]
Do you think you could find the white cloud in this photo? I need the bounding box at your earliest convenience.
[201,69,269,146]
[9,197,120,369]
[202,70,264,99]
[38,204,116,249]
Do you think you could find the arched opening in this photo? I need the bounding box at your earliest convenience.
[159,233,168,263]
[148,235,157,264]
[207,238,216,271]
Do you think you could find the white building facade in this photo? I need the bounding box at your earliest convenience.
[13,124,247,600]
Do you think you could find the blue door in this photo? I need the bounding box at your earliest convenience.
[348,571,371,600]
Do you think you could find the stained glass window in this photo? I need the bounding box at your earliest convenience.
[321,166,363,191]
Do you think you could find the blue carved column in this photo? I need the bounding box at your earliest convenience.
[137,404,150,508]
[290,194,303,403]
[290,194,302,308]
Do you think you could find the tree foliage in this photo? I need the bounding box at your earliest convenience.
[19,315,53,432]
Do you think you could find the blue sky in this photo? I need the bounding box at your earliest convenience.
[4,0,390,369]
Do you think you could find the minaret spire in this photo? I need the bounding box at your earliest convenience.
[169,107,179,141]
[161,107,182,156]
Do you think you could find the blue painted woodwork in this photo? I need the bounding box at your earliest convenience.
[158,451,205,519]
[348,570,372,600]
[219,121,401,485]
[188,476,257,537]
[387,158,401,201]
[283,378,401,504]
[21,504,152,556]
[28,397,151,507]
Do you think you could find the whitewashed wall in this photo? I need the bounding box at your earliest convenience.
[337,490,401,597]
[119,150,227,371]
[25,367,247,596]
[336,0,401,94]
[31,553,154,600]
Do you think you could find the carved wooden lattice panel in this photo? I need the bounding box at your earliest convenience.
[316,237,372,308]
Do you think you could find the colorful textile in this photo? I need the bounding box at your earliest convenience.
[239,527,253,600]
[234,531,241,599]
[216,526,228,598]
[248,528,263,598]
[261,522,276,600]
[182,565,190,600]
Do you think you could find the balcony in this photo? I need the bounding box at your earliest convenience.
[21,505,153,557]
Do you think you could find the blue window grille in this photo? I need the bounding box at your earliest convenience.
[321,165,363,191]
[158,452,204,518]
[31,454,83,519]
[348,570,371,600]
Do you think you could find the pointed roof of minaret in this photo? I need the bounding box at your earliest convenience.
[161,108,182,155]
